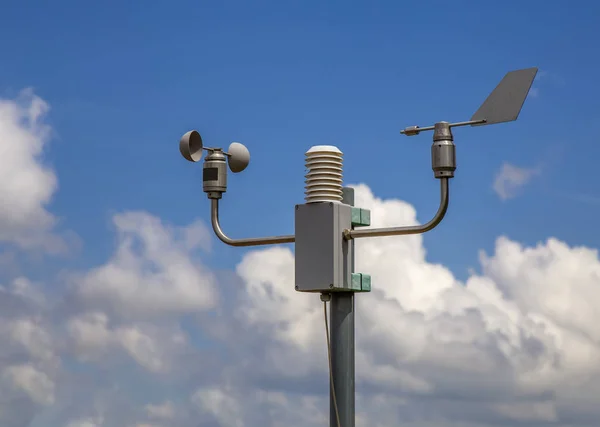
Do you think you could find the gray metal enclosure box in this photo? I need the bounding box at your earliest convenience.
[294,202,353,292]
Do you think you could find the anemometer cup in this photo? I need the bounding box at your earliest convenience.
[227,142,250,173]
[180,130,204,162]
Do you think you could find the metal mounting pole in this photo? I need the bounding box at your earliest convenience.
[330,187,356,427]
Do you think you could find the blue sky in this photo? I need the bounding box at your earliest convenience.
[1,1,600,426]
[1,0,598,279]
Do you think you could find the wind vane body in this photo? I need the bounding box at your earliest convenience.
[176,66,538,427]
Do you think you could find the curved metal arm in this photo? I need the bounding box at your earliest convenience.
[210,199,295,247]
[344,178,449,240]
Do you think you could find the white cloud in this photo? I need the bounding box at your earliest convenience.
[66,417,104,427]
[0,89,67,252]
[191,387,327,427]
[192,387,244,427]
[493,401,557,422]
[145,401,175,419]
[67,311,187,374]
[76,211,217,318]
[116,326,165,373]
[493,162,539,200]
[67,312,113,360]
[3,364,55,405]
[10,277,46,307]
[8,317,54,361]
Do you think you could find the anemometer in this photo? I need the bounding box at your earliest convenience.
[178,67,538,427]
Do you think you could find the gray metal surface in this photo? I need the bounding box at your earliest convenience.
[179,130,203,162]
[227,142,250,173]
[471,67,538,126]
[330,187,355,427]
[431,122,456,179]
[295,202,353,292]
[210,199,295,246]
[203,150,228,197]
[346,178,449,239]
[401,120,485,135]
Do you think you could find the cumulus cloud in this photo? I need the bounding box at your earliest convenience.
[8,317,54,361]
[493,162,540,200]
[66,312,179,373]
[75,212,217,319]
[0,89,69,253]
[66,417,104,427]
[3,364,55,406]
[0,278,59,426]
[145,401,175,420]
[191,386,327,427]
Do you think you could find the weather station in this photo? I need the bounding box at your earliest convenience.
[177,67,538,427]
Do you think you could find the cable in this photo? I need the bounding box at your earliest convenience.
[323,294,342,427]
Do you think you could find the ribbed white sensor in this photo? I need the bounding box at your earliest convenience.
[304,145,343,203]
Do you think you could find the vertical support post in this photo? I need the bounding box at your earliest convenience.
[330,187,355,427]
